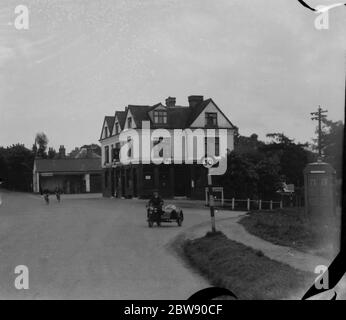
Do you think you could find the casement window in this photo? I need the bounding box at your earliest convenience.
[215,137,220,156]
[153,110,167,124]
[127,137,132,158]
[115,123,119,135]
[205,112,218,126]
[111,145,115,161]
[105,146,110,163]
[113,142,121,161]
[127,117,132,128]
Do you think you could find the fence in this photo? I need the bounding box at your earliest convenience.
[206,197,283,211]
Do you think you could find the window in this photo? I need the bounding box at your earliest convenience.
[153,137,164,157]
[111,145,115,161]
[215,137,220,156]
[105,146,109,163]
[127,137,132,158]
[205,112,217,126]
[104,127,109,138]
[127,117,132,128]
[154,110,167,124]
[115,123,119,135]
[204,137,220,157]
[113,142,120,162]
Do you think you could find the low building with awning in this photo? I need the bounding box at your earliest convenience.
[33,157,102,194]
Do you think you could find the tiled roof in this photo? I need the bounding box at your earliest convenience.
[128,105,151,127]
[186,99,212,127]
[35,158,102,173]
[105,116,115,131]
[100,97,236,140]
[115,111,127,129]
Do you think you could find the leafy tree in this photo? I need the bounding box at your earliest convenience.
[218,151,259,199]
[320,119,344,178]
[261,133,310,188]
[0,144,35,191]
[35,132,49,158]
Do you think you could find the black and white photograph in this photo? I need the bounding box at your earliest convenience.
[0,0,345,304]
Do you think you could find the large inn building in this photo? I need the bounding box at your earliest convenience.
[99,95,236,199]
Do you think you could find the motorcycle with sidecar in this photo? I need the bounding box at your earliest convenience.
[146,203,184,227]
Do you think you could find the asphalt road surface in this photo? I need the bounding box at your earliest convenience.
[0,191,211,299]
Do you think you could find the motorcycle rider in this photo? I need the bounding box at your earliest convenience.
[148,190,164,223]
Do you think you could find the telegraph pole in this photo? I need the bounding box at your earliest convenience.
[311,106,328,158]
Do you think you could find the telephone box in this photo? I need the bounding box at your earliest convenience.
[304,160,336,225]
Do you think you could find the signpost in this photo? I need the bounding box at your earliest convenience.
[207,174,216,233]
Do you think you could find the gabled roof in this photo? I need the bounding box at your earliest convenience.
[99,116,115,140]
[100,97,236,139]
[127,105,151,128]
[115,111,126,129]
[105,116,115,130]
[34,158,102,173]
[186,99,212,127]
[187,98,236,129]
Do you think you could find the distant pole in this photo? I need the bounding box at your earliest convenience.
[311,106,328,158]
[207,174,216,233]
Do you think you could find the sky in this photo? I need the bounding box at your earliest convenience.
[0,0,345,152]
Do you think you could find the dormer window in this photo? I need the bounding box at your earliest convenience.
[154,110,167,124]
[104,127,109,138]
[115,123,119,135]
[127,117,132,128]
[205,112,217,127]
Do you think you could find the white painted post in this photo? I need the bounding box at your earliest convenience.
[205,188,208,206]
[247,198,250,211]
[259,200,262,210]
[270,200,273,210]
[85,174,90,193]
[232,198,235,210]
[221,189,224,207]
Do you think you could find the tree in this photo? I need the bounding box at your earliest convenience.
[34,132,49,158]
[261,133,310,187]
[218,151,259,199]
[320,119,344,178]
[0,144,35,191]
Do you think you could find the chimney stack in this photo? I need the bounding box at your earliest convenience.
[188,95,204,108]
[59,145,66,158]
[165,96,176,107]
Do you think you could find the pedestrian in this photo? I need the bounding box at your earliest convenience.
[55,187,61,203]
[43,189,49,205]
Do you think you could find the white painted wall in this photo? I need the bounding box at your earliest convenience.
[101,127,235,166]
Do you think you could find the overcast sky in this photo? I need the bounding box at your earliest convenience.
[0,0,345,152]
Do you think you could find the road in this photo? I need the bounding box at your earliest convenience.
[0,191,211,299]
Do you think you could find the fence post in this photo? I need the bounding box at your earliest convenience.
[231,198,235,210]
[280,200,283,209]
[270,200,273,210]
[259,200,262,210]
[247,198,250,211]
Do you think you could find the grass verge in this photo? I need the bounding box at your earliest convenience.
[238,208,338,258]
[183,231,314,300]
